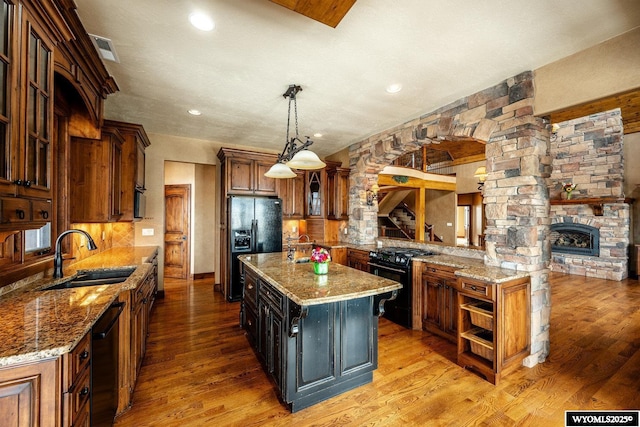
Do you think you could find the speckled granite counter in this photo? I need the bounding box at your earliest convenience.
[414,254,529,283]
[239,252,402,306]
[0,246,158,367]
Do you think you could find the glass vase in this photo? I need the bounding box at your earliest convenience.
[313,262,328,275]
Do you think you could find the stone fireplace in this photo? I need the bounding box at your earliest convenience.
[550,222,599,257]
[548,109,629,280]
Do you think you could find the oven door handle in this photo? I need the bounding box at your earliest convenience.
[368,262,407,274]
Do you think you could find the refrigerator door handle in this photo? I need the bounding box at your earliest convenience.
[251,219,257,252]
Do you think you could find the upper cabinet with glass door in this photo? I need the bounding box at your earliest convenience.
[18,3,54,200]
[0,0,16,197]
[0,0,55,201]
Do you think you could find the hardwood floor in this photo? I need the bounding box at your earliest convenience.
[114,272,640,426]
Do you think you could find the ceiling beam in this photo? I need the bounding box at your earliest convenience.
[268,0,357,28]
[545,87,640,135]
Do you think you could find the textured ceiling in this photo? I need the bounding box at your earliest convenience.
[73,0,640,158]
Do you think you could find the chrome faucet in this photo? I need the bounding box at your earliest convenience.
[53,230,98,278]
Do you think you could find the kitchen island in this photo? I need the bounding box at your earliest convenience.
[239,252,402,412]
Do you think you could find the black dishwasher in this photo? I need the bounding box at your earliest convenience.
[92,301,124,426]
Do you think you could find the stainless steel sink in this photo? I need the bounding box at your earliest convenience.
[42,267,136,290]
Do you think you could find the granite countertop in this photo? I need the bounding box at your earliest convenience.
[316,241,528,283]
[414,254,530,283]
[0,246,158,367]
[239,252,402,306]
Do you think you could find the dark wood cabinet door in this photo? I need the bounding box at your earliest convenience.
[443,282,458,337]
[423,276,442,329]
[0,359,60,427]
[279,170,305,218]
[228,157,253,193]
[254,160,277,195]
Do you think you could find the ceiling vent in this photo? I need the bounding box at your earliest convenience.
[89,34,120,63]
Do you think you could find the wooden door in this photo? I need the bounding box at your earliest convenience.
[164,184,190,279]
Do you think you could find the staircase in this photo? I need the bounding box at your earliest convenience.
[377,194,442,242]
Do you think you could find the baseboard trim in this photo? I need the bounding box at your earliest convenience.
[192,272,215,280]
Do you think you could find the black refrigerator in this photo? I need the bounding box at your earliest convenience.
[227,196,282,301]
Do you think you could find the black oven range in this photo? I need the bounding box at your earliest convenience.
[368,247,434,328]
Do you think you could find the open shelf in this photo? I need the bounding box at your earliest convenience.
[460,301,493,331]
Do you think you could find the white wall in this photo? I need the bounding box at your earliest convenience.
[133,133,220,289]
[534,27,640,115]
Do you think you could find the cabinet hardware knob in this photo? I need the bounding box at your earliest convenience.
[470,285,477,291]
[23,180,31,187]
[248,284,253,289]
[79,350,89,360]
[15,209,25,220]
[79,387,90,397]
[40,210,49,219]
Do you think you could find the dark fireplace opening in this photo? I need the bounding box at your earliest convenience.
[550,223,600,256]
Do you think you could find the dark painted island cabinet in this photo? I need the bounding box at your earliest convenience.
[240,255,399,412]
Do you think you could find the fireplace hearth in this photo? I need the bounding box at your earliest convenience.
[550,223,600,257]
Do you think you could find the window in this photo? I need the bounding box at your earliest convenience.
[25,222,51,255]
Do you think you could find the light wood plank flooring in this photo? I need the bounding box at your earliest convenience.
[114,272,640,426]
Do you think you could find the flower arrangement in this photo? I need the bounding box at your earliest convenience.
[310,247,331,264]
[562,182,577,199]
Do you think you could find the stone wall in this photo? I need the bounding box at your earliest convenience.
[548,109,629,280]
[347,71,551,365]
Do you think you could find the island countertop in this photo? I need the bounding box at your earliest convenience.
[239,252,402,306]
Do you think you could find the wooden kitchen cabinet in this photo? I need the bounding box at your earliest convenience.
[0,0,60,228]
[0,357,60,427]
[457,276,530,384]
[421,263,458,342]
[304,161,347,219]
[0,2,57,201]
[70,127,124,222]
[118,255,158,415]
[0,196,51,230]
[317,244,347,266]
[104,120,151,222]
[347,248,369,272]
[327,166,349,220]
[218,148,278,196]
[278,169,305,218]
[61,332,91,427]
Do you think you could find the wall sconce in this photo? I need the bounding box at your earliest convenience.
[366,184,379,206]
[550,123,560,142]
[474,166,487,190]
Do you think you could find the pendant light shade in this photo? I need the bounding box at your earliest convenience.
[264,84,325,179]
[264,162,297,178]
[285,149,326,170]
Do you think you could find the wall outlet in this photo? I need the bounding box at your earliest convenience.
[344,228,348,235]
[142,228,154,236]
[292,226,297,233]
[446,222,453,227]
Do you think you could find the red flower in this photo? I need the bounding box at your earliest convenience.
[310,247,331,263]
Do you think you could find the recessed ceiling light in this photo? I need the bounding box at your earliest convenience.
[188,109,202,116]
[386,83,402,94]
[314,133,323,138]
[189,12,214,31]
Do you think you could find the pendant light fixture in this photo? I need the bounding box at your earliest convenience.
[264,84,326,178]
